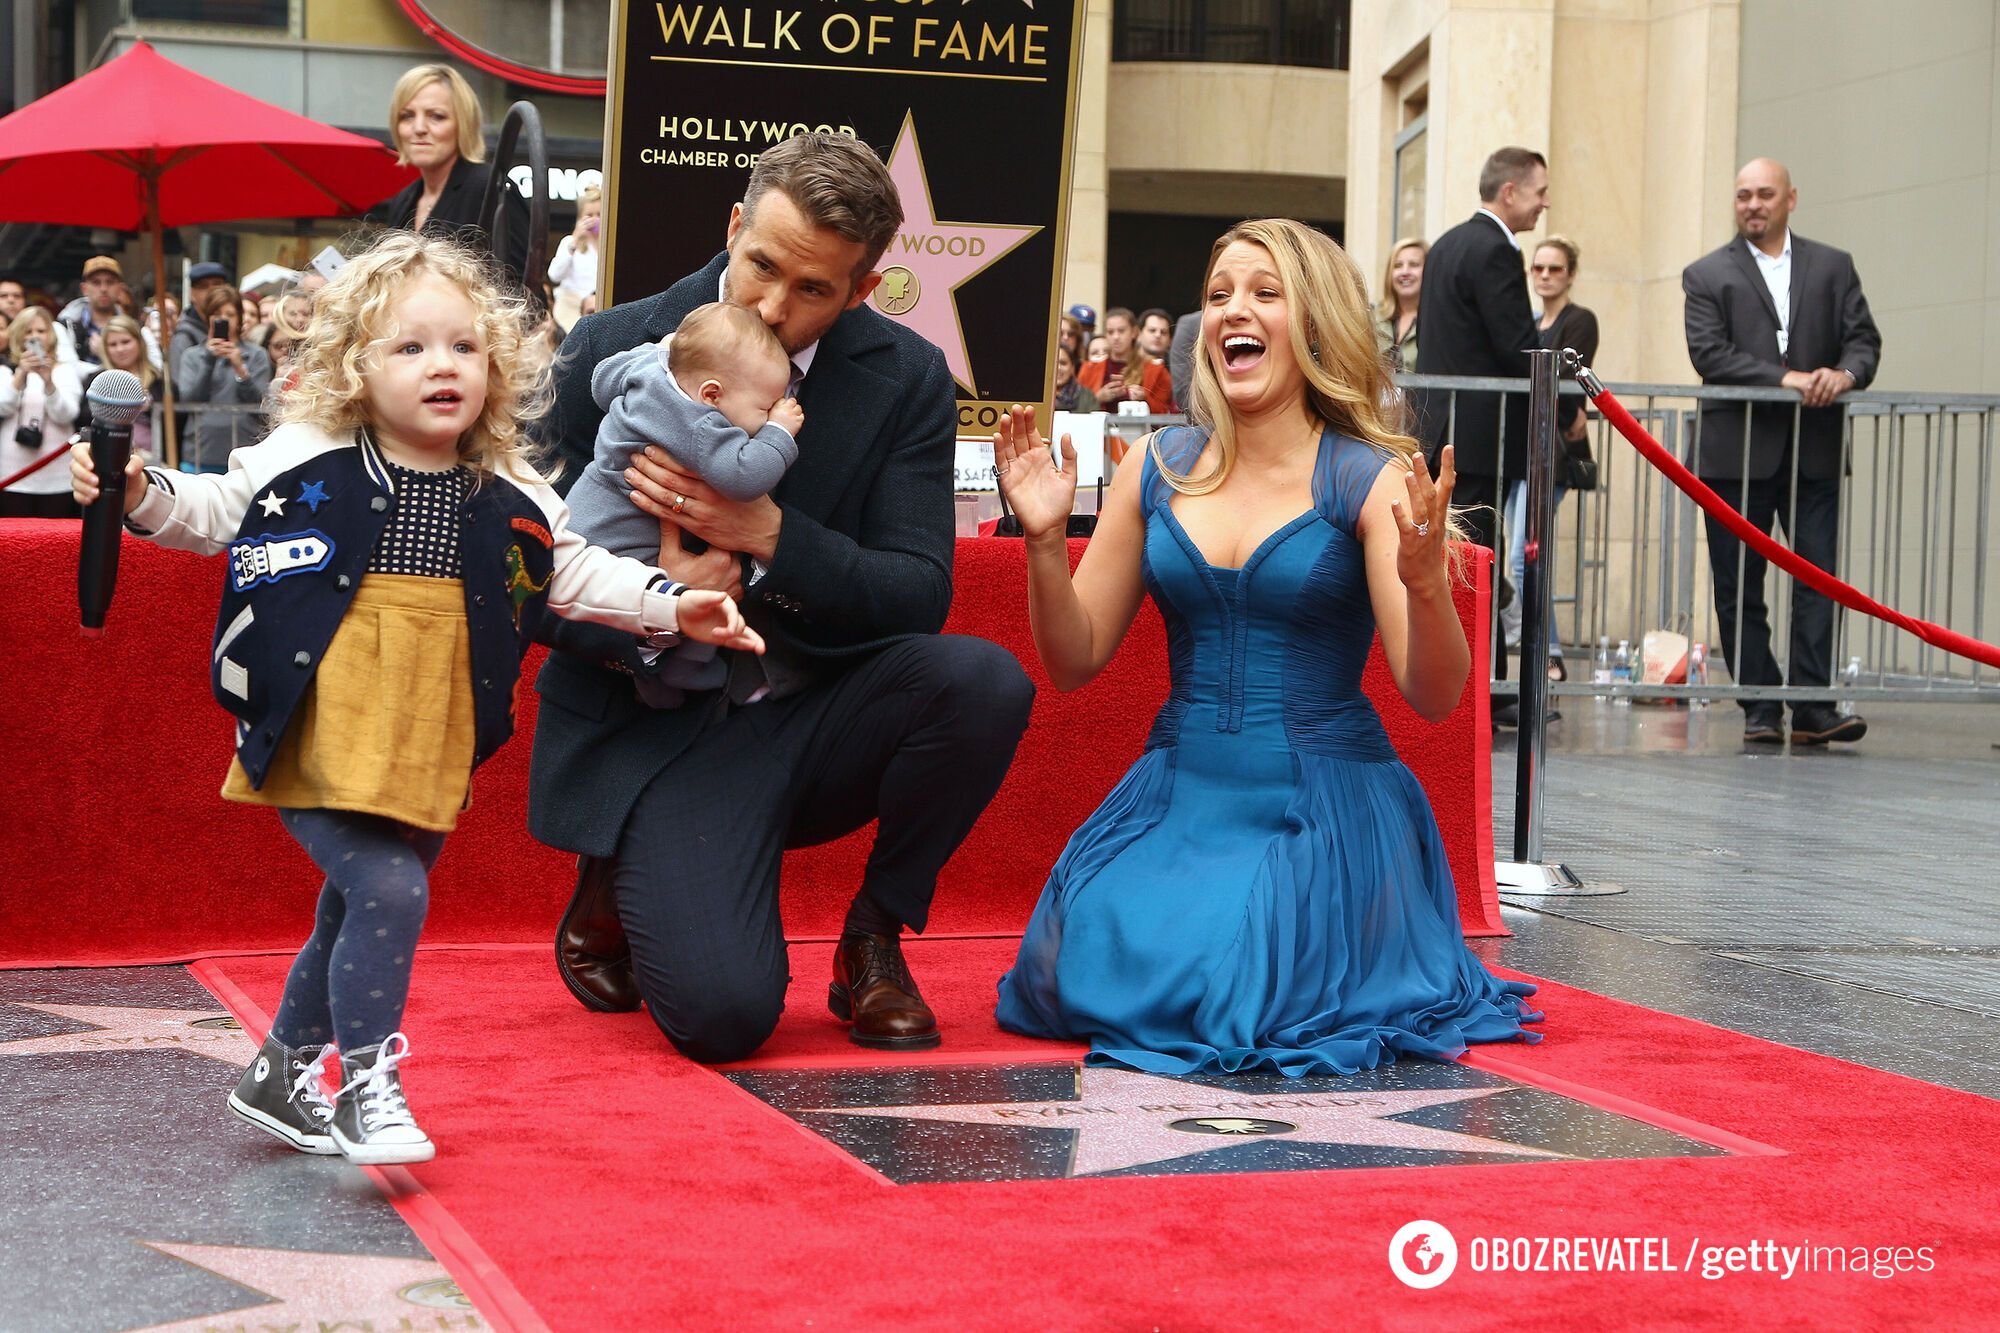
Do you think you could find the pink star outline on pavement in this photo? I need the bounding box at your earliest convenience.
[124,1241,480,1333]
[0,1002,257,1067]
[810,1066,1569,1176]
[877,112,1041,395]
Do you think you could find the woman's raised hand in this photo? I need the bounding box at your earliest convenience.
[1390,443,1456,595]
[992,403,1076,541]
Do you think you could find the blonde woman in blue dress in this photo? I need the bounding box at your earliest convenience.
[993,218,1543,1076]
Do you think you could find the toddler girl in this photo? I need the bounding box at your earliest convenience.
[71,231,760,1166]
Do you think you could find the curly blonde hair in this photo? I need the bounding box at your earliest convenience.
[1159,218,1468,550]
[278,230,548,486]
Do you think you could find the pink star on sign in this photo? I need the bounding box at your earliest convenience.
[879,113,1041,394]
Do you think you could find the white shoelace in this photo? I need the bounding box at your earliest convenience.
[289,1045,336,1123]
[333,1031,418,1134]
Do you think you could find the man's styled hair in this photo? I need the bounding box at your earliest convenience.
[668,301,788,384]
[1139,307,1171,328]
[1478,147,1548,203]
[741,133,903,279]
[1102,306,1136,328]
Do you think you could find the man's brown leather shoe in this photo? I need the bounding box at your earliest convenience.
[828,932,940,1050]
[556,855,640,1013]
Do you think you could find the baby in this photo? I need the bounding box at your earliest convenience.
[566,301,803,705]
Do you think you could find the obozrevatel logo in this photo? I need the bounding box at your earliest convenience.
[1388,1219,1459,1289]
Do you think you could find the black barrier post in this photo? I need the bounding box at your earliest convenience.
[1496,348,1619,898]
[479,101,550,307]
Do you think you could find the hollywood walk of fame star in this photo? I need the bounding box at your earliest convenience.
[126,1241,480,1333]
[878,112,1041,395]
[807,1066,1569,1176]
[0,1003,257,1067]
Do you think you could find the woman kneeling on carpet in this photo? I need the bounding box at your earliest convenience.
[70,233,761,1164]
[992,217,1543,1076]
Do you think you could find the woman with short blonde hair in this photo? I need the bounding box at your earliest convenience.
[369,63,528,289]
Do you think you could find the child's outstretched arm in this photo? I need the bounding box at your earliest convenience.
[674,589,763,653]
[529,468,761,653]
[69,432,265,554]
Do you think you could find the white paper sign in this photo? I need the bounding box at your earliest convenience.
[954,435,997,492]
[1053,410,1106,487]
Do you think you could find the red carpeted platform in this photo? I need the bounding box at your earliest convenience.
[195,942,2000,1332]
[0,520,1503,966]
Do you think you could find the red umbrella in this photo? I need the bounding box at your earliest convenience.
[0,40,415,461]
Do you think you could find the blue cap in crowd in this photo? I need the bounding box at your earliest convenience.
[188,262,228,284]
[1067,303,1097,328]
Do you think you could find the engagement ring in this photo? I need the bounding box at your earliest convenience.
[671,493,688,514]
[1415,520,1430,536]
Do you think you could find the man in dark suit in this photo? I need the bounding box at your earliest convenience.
[1412,146,1549,714]
[532,134,1034,1062]
[1683,157,1880,746]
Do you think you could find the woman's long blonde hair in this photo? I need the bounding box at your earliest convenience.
[1158,218,1429,500]
[278,230,547,486]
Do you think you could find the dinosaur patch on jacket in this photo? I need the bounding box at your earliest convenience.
[510,516,553,548]
[504,543,552,624]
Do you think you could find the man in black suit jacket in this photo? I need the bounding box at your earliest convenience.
[1683,157,1881,746]
[532,134,1033,1062]
[1411,147,1549,702]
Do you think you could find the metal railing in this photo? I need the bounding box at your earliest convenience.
[1069,372,2000,707]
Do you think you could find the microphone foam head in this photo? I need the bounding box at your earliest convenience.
[87,369,149,425]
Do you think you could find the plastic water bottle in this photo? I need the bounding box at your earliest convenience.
[1838,655,1862,717]
[1688,642,1709,708]
[1612,638,1634,704]
[1592,635,1613,700]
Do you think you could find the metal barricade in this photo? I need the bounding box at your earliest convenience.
[1076,377,2000,707]
[149,399,272,474]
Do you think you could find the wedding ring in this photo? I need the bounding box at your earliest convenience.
[1414,520,1430,536]
[671,493,688,514]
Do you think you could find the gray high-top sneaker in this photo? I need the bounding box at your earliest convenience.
[228,1033,338,1155]
[328,1033,434,1165]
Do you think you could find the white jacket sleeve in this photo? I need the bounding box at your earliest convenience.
[522,467,683,637]
[124,422,323,554]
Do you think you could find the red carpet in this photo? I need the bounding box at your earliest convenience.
[1,523,1503,967]
[198,940,2000,1331]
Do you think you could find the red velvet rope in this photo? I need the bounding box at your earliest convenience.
[1585,384,2000,671]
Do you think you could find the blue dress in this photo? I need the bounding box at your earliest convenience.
[996,426,1544,1076]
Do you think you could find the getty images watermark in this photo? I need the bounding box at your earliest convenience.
[1388,1221,1936,1288]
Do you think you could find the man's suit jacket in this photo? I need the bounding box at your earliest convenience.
[1682,232,1881,481]
[527,253,959,857]
[370,156,530,291]
[1411,212,1539,481]
[1167,311,1200,412]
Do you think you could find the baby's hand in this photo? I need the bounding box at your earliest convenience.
[676,589,765,654]
[69,440,149,513]
[769,398,804,437]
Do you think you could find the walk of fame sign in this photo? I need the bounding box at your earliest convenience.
[599,0,1085,440]
[725,1061,1736,1184]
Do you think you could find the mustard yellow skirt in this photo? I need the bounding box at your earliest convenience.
[223,574,477,832]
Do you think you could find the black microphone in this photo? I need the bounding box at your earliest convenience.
[77,369,149,637]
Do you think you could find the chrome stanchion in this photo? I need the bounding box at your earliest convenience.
[1496,347,1619,897]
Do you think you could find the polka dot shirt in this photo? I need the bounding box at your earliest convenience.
[368,463,468,578]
